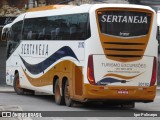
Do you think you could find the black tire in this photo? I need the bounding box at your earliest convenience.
[64,80,74,107]
[54,79,65,105]
[23,89,35,95]
[13,73,24,95]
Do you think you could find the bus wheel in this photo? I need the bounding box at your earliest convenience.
[54,80,65,105]
[64,80,74,107]
[23,89,35,95]
[13,73,24,95]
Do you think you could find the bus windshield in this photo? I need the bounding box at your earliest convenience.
[98,11,151,37]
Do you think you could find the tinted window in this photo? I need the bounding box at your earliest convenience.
[23,13,90,40]
[98,11,151,37]
[7,21,22,58]
[11,21,23,41]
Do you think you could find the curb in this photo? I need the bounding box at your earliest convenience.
[0,86,14,93]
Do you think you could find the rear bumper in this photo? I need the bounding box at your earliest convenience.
[83,84,156,102]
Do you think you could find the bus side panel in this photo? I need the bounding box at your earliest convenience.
[7,40,84,94]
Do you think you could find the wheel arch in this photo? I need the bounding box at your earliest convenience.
[14,70,19,76]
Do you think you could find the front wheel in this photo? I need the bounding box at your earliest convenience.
[13,73,24,95]
[64,80,74,107]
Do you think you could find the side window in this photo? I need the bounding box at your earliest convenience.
[77,14,91,40]
[23,18,36,40]
[56,16,69,40]
[48,13,91,40]
[7,21,22,58]
[22,13,91,41]
[11,21,23,42]
[23,17,48,40]
[48,16,69,40]
[36,18,48,40]
[68,14,80,40]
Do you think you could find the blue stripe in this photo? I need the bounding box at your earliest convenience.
[97,78,128,85]
[20,46,79,75]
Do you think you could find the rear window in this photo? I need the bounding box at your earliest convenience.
[98,11,151,37]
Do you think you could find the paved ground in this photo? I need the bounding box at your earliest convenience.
[1,85,160,93]
[0,85,160,120]
[0,86,27,120]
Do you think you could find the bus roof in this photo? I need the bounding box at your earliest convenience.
[13,4,155,23]
[27,5,74,12]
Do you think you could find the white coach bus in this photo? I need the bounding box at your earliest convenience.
[4,4,158,107]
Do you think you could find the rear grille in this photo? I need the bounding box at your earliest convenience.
[104,42,145,45]
[103,42,146,61]
[107,55,142,57]
[105,48,143,51]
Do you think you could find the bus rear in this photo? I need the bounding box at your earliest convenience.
[84,5,158,104]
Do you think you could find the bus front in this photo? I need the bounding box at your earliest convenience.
[84,5,158,105]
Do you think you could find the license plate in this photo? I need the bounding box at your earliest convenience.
[117,90,129,94]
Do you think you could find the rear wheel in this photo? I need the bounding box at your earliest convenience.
[13,73,24,95]
[64,80,74,107]
[54,79,65,105]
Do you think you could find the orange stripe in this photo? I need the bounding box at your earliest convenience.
[103,73,144,80]
[22,60,75,87]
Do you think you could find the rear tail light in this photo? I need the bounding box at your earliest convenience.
[87,55,95,85]
[150,57,157,86]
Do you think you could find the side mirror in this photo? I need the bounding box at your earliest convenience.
[1,33,7,41]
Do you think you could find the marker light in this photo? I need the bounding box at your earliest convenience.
[150,57,157,86]
[87,55,95,85]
